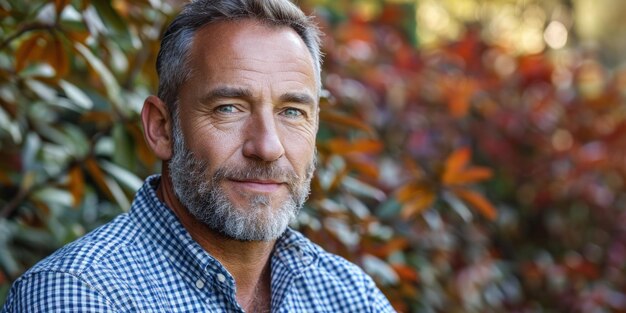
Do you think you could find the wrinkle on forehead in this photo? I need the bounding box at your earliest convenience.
[191,20,315,79]
[185,19,318,104]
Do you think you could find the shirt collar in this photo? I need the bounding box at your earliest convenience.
[131,175,319,287]
[131,175,221,287]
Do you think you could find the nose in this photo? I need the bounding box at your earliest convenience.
[242,111,285,162]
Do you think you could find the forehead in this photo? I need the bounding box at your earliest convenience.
[188,19,316,84]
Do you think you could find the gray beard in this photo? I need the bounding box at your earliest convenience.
[168,115,314,241]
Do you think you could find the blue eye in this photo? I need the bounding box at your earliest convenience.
[283,108,303,117]
[216,105,238,113]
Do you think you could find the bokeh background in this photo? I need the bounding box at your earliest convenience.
[2,0,626,311]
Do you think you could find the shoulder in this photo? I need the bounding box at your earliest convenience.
[1,214,142,312]
[29,213,141,276]
[1,269,119,312]
[282,229,370,281]
[277,229,396,312]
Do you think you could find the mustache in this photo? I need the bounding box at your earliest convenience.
[213,163,301,187]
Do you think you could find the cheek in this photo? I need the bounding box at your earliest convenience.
[281,118,317,146]
[283,130,316,171]
[187,127,244,166]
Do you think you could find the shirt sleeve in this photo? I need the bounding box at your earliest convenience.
[1,270,119,313]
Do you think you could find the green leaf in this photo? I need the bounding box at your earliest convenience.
[94,137,114,157]
[342,193,370,218]
[99,159,143,192]
[22,133,42,171]
[112,123,134,170]
[74,43,122,111]
[47,214,69,243]
[341,176,386,201]
[376,199,401,219]
[90,2,133,49]
[0,219,20,276]
[13,225,58,250]
[32,187,73,207]
[41,143,72,175]
[59,80,93,110]
[362,254,399,285]
[443,190,473,222]
[25,79,57,103]
[59,123,90,158]
[104,175,130,211]
[0,111,22,144]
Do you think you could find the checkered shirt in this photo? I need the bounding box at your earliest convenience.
[1,175,395,312]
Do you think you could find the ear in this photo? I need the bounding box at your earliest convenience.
[141,95,173,160]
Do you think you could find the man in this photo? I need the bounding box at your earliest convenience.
[2,0,395,312]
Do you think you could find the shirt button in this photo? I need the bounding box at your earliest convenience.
[195,279,205,289]
[216,273,226,283]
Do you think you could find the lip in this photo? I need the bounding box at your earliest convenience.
[229,179,285,193]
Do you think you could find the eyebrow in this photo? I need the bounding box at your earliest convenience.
[200,86,253,104]
[279,92,317,106]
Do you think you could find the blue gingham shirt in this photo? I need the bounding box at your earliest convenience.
[2,175,395,312]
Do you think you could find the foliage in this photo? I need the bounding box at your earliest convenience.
[2,0,626,312]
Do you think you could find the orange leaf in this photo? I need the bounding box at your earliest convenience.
[346,158,379,178]
[319,110,374,135]
[351,139,384,154]
[54,0,71,13]
[391,264,419,283]
[390,301,409,313]
[67,30,90,44]
[369,238,408,258]
[442,148,470,181]
[43,36,69,78]
[85,158,113,199]
[0,170,10,185]
[395,182,432,203]
[402,155,425,179]
[68,165,84,207]
[15,33,46,72]
[80,111,114,128]
[400,190,435,219]
[454,189,497,220]
[444,166,493,185]
[448,79,476,118]
[327,138,383,155]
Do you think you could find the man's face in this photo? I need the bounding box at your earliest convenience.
[168,20,319,241]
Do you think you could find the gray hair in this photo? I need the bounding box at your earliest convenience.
[156,0,323,111]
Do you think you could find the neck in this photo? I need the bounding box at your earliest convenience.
[157,166,273,311]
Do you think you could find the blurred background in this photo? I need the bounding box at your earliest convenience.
[1,0,626,311]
